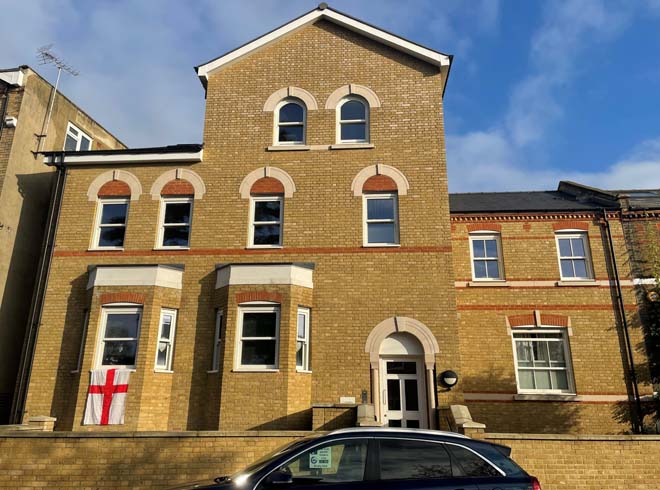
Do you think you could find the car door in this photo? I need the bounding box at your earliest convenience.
[256,437,374,490]
[374,438,479,490]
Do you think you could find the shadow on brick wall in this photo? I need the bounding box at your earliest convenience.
[465,368,581,433]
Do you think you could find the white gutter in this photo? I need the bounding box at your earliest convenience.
[44,149,203,165]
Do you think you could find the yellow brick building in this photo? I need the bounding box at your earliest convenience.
[17,5,656,434]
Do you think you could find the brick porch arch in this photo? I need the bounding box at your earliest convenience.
[365,316,439,428]
[87,170,142,201]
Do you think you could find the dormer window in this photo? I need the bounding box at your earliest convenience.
[338,96,368,143]
[275,99,306,145]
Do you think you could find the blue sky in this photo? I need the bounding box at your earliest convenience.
[3,0,660,191]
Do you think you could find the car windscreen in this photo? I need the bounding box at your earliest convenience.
[229,436,318,480]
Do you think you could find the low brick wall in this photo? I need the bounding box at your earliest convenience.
[486,433,660,489]
[1,431,659,489]
[0,431,309,489]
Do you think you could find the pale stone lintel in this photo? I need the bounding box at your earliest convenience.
[87,265,183,290]
[266,145,311,151]
[215,263,314,289]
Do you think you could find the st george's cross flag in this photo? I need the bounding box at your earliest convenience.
[83,368,131,425]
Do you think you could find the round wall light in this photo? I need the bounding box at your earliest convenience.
[439,370,459,389]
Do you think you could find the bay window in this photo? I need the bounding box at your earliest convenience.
[236,305,279,370]
[97,307,142,369]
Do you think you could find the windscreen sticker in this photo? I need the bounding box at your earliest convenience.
[309,447,331,469]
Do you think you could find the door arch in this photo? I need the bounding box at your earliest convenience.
[365,317,439,428]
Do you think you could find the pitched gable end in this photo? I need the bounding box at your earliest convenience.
[195,5,452,93]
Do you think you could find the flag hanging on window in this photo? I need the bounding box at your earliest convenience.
[83,368,130,425]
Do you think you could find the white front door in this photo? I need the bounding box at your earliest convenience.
[380,358,427,428]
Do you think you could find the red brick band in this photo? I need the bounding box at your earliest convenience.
[98,180,131,198]
[251,177,285,195]
[100,292,145,305]
[362,175,398,193]
[235,292,282,304]
[161,180,195,196]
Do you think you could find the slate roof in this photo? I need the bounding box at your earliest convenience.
[449,190,617,213]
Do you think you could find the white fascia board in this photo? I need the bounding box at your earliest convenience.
[197,9,450,81]
[0,69,24,87]
[215,264,313,289]
[44,150,203,166]
[88,265,183,290]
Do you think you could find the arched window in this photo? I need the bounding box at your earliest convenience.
[275,98,306,145]
[338,96,368,143]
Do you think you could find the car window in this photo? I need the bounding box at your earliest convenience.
[446,444,501,477]
[379,439,452,480]
[281,439,368,484]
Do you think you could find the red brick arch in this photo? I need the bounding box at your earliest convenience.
[235,291,282,304]
[362,175,397,193]
[99,292,145,305]
[98,180,131,198]
[161,179,195,196]
[251,177,285,195]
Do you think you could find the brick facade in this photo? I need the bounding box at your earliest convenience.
[18,9,654,435]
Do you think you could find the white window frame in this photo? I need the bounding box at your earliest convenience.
[234,304,280,371]
[64,122,93,151]
[249,195,283,248]
[337,96,369,144]
[363,193,399,247]
[555,231,593,281]
[511,327,575,395]
[154,308,177,372]
[296,307,311,372]
[274,98,306,146]
[91,198,129,250]
[211,309,224,372]
[95,306,142,369]
[469,233,504,281]
[157,197,193,250]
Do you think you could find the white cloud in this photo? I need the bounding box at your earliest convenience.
[447,134,660,192]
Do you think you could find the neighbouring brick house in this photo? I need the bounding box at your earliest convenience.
[14,5,657,434]
[0,66,124,423]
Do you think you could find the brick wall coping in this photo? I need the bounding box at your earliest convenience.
[0,430,315,439]
[486,433,660,441]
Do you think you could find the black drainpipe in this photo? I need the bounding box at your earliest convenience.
[0,84,9,143]
[602,208,644,433]
[10,153,68,424]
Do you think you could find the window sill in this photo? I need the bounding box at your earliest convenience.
[246,245,283,250]
[154,369,174,374]
[267,145,310,151]
[232,368,280,373]
[296,369,313,374]
[330,143,374,150]
[514,393,577,402]
[468,280,509,287]
[207,370,219,374]
[153,247,191,251]
[88,248,124,252]
[556,280,598,287]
